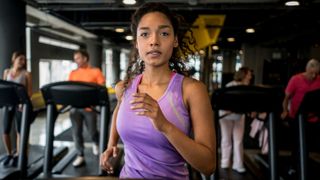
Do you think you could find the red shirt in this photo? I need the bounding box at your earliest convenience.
[285,73,320,121]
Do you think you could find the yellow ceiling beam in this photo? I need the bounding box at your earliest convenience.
[190,15,225,50]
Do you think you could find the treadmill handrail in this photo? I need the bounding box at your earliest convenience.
[0,80,33,178]
[41,81,109,108]
[296,88,320,180]
[41,81,111,178]
[211,85,282,180]
[211,85,283,113]
[0,79,31,106]
[298,88,320,114]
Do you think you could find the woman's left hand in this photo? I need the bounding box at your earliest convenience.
[130,93,169,132]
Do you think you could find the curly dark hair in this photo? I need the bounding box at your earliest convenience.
[123,2,198,89]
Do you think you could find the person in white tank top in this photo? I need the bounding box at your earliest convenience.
[2,51,32,167]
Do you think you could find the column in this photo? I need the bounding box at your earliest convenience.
[86,38,103,68]
[0,0,26,77]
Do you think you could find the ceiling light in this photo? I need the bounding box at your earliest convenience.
[115,28,125,33]
[285,1,300,6]
[39,36,80,50]
[227,37,235,42]
[123,0,136,5]
[217,55,223,61]
[199,50,205,55]
[125,35,133,41]
[246,28,255,33]
[188,0,198,6]
[212,45,219,51]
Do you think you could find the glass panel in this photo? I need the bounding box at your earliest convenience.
[39,59,76,88]
[186,55,201,80]
[105,49,113,87]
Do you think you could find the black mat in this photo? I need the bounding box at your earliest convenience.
[55,128,93,142]
[251,152,320,180]
[59,147,100,176]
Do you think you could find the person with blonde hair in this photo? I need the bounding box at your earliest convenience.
[219,67,252,173]
[2,51,32,167]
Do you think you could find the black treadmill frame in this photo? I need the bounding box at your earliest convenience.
[211,85,283,180]
[41,81,110,178]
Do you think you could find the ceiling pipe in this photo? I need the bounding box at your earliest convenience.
[27,5,97,38]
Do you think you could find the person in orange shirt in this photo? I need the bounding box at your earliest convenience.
[69,49,105,167]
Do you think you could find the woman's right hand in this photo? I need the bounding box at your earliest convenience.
[280,111,288,120]
[100,146,118,174]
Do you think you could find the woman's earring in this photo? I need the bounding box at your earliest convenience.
[137,57,142,64]
[169,61,174,69]
[137,57,144,72]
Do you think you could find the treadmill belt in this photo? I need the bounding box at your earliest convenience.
[28,145,45,165]
[0,145,44,179]
[249,150,320,179]
[55,128,92,142]
[58,147,100,177]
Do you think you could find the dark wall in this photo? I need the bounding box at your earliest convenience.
[30,29,84,92]
[0,0,26,77]
[86,38,103,68]
[262,59,289,87]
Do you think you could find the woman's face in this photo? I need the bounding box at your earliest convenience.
[243,71,252,85]
[13,55,26,69]
[135,12,178,68]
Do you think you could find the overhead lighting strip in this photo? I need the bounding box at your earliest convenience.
[39,36,80,50]
[26,5,97,39]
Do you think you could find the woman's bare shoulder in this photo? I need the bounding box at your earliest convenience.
[4,68,10,74]
[183,77,206,92]
[3,69,10,79]
[182,76,209,106]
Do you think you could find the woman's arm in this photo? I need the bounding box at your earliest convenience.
[107,81,124,148]
[281,93,290,119]
[100,81,124,173]
[163,78,216,175]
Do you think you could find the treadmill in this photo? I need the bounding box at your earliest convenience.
[295,89,320,180]
[0,79,31,179]
[0,80,67,179]
[40,81,111,178]
[211,85,282,180]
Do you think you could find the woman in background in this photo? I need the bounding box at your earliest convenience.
[219,67,252,173]
[2,51,32,167]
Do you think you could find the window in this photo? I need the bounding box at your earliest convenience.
[212,54,223,85]
[39,59,76,88]
[104,48,130,88]
[105,49,113,87]
[120,49,130,80]
[186,55,201,80]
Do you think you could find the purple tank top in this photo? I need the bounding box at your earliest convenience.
[117,73,191,179]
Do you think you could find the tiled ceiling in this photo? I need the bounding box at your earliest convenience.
[26,0,320,49]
